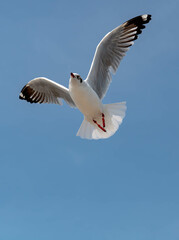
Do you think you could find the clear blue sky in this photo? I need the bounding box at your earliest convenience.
[0,0,179,239]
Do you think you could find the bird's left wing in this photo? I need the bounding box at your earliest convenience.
[19,77,76,107]
[85,14,151,99]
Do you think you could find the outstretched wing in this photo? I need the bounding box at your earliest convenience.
[19,77,76,107]
[85,14,152,99]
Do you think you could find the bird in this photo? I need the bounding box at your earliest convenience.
[19,14,152,140]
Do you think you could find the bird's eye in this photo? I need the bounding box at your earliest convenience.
[76,75,82,83]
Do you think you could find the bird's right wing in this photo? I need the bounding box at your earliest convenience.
[19,77,76,107]
[85,14,151,99]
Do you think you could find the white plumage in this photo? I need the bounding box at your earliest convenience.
[19,14,151,140]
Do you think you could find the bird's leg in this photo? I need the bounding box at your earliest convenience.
[93,119,106,132]
[102,113,105,128]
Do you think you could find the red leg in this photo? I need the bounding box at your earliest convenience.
[102,113,105,128]
[93,119,106,132]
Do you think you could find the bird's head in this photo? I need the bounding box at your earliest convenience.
[70,72,83,83]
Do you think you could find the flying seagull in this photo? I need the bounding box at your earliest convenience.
[19,14,151,140]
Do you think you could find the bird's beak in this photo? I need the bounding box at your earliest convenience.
[71,72,75,78]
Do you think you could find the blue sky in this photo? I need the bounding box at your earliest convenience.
[0,0,179,239]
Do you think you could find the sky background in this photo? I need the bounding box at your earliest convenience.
[0,0,179,239]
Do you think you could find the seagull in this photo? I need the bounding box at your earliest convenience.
[19,14,151,140]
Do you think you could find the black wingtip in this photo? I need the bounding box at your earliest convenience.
[19,85,26,100]
[146,14,152,23]
[125,14,152,26]
[19,84,36,104]
[123,14,152,41]
[19,94,23,100]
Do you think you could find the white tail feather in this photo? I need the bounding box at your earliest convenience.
[76,102,126,140]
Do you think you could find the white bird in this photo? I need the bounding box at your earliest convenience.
[19,14,151,140]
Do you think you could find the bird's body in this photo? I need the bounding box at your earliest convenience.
[69,77,103,121]
[19,14,152,139]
